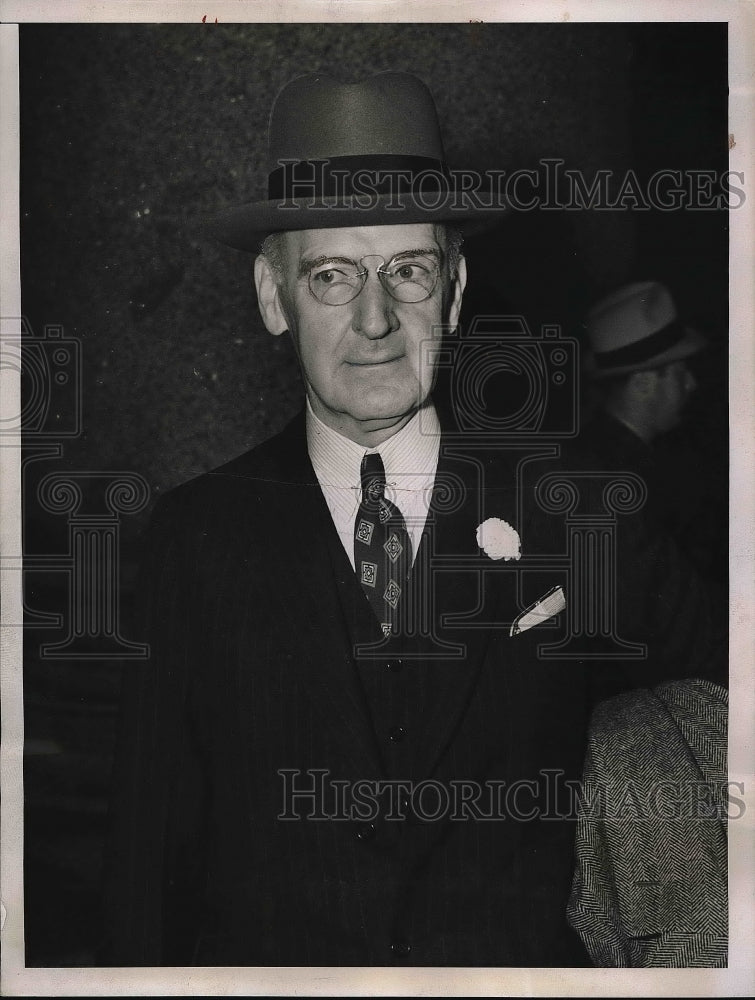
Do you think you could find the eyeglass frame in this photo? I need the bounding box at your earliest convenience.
[304,250,442,307]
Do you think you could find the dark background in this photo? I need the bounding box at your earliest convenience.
[19,22,728,965]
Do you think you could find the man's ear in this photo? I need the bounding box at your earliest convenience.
[446,255,467,330]
[254,255,289,336]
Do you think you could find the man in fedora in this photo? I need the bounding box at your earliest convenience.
[579,281,719,579]
[105,75,721,968]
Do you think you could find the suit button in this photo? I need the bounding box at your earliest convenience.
[355,822,376,842]
[386,658,403,672]
[389,726,406,743]
[391,940,411,958]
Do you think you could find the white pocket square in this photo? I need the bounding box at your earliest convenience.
[510,585,566,637]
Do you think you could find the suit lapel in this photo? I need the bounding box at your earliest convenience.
[408,440,521,779]
[255,414,385,779]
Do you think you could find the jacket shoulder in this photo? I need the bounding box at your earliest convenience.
[587,679,727,782]
[156,414,307,507]
[142,415,311,552]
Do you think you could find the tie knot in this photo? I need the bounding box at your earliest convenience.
[360,452,386,506]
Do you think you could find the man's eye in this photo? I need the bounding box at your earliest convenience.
[312,269,338,285]
[311,266,357,286]
[393,262,430,281]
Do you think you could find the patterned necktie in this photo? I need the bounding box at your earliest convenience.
[354,452,412,637]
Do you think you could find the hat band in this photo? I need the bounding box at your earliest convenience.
[594,320,685,370]
[268,154,449,201]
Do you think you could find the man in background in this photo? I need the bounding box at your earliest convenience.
[579,281,722,584]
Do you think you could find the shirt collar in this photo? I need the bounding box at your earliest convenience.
[306,399,440,499]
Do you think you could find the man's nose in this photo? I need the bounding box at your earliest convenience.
[351,271,398,339]
[685,367,698,393]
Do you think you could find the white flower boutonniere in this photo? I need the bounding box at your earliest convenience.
[476,517,521,561]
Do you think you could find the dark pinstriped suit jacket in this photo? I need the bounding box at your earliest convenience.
[105,411,721,967]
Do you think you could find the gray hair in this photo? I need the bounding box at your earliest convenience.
[259,231,288,276]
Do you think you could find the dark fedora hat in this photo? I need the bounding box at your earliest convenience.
[211,72,504,250]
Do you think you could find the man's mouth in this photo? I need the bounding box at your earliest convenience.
[346,356,403,367]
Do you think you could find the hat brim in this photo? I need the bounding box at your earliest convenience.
[207,191,507,251]
[585,327,708,379]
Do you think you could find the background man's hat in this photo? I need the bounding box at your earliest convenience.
[211,72,504,250]
[584,280,707,379]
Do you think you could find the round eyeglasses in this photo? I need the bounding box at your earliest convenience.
[307,253,440,306]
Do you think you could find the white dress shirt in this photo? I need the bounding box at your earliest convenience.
[306,400,441,569]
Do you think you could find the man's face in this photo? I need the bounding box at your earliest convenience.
[255,223,465,445]
[653,359,697,433]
